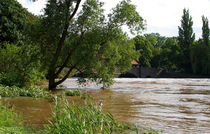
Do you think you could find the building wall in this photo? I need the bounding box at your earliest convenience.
[125,66,162,78]
[140,67,161,78]
[129,65,140,77]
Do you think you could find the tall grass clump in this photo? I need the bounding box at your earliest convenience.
[0,103,33,134]
[65,89,81,96]
[45,97,135,134]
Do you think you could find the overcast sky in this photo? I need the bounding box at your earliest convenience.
[17,0,210,39]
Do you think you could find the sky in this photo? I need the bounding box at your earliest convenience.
[17,0,210,39]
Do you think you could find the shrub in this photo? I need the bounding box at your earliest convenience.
[0,43,44,87]
[65,89,81,96]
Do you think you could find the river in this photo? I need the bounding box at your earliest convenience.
[63,78,210,134]
[2,78,210,134]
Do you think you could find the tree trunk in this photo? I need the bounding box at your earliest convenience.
[48,76,57,90]
[47,0,81,90]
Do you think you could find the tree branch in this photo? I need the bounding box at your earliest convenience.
[48,0,82,79]
[55,56,83,86]
[69,0,82,21]
[54,53,71,77]
[54,31,85,78]
[55,64,76,86]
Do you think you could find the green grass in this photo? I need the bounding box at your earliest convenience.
[44,97,138,134]
[65,89,81,96]
[0,103,34,134]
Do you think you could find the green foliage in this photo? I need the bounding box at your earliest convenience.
[65,89,81,96]
[178,8,195,72]
[0,84,50,98]
[0,73,23,87]
[145,33,166,48]
[0,0,44,87]
[80,92,93,100]
[41,0,144,89]
[0,43,44,87]
[133,34,180,70]
[152,37,180,69]
[0,103,33,134]
[109,0,145,34]
[202,16,209,46]
[44,97,137,134]
[134,36,153,67]
[0,0,28,45]
[190,17,210,75]
[191,40,210,75]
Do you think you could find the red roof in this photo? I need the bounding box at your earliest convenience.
[131,60,139,65]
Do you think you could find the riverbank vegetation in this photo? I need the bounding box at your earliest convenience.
[0,84,50,98]
[0,97,159,134]
[45,97,139,134]
[0,103,34,134]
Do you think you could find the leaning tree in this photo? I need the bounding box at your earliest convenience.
[39,0,145,90]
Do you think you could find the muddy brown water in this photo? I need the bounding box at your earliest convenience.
[1,78,210,134]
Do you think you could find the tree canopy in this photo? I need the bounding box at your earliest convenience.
[0,0,29,45]
[39,0,145,90]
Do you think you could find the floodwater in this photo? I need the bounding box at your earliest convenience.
[2,78,210,134]
[63,78,210,134]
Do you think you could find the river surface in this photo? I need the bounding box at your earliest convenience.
[63,78,210,134]
[2,78,210,134]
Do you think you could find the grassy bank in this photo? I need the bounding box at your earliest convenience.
[0,97,139,134]
[44,97,138,134]
[0,103,34,134]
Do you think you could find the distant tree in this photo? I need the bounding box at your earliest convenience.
[178,8,195,73]
[157,37,180,69]
[191,16,210,75]
[190,40,210,75]
[144,33,166,48]
[202,16,209,46]
[134,36,153,67]
[149,36,180,69]
[40,0,144,90]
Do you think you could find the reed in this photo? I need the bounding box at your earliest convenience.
[44,97,136,134]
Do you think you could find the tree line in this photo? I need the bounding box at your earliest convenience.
[134,9,210,76]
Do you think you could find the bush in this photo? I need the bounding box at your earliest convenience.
[0,43,45,87]
[65,89,81,96]
[0,73,23,87]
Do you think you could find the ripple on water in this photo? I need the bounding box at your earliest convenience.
[63,78,210,134]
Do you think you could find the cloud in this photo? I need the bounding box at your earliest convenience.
[17,0,210,38]
[18,0,47,15]
[131,0,210,38]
